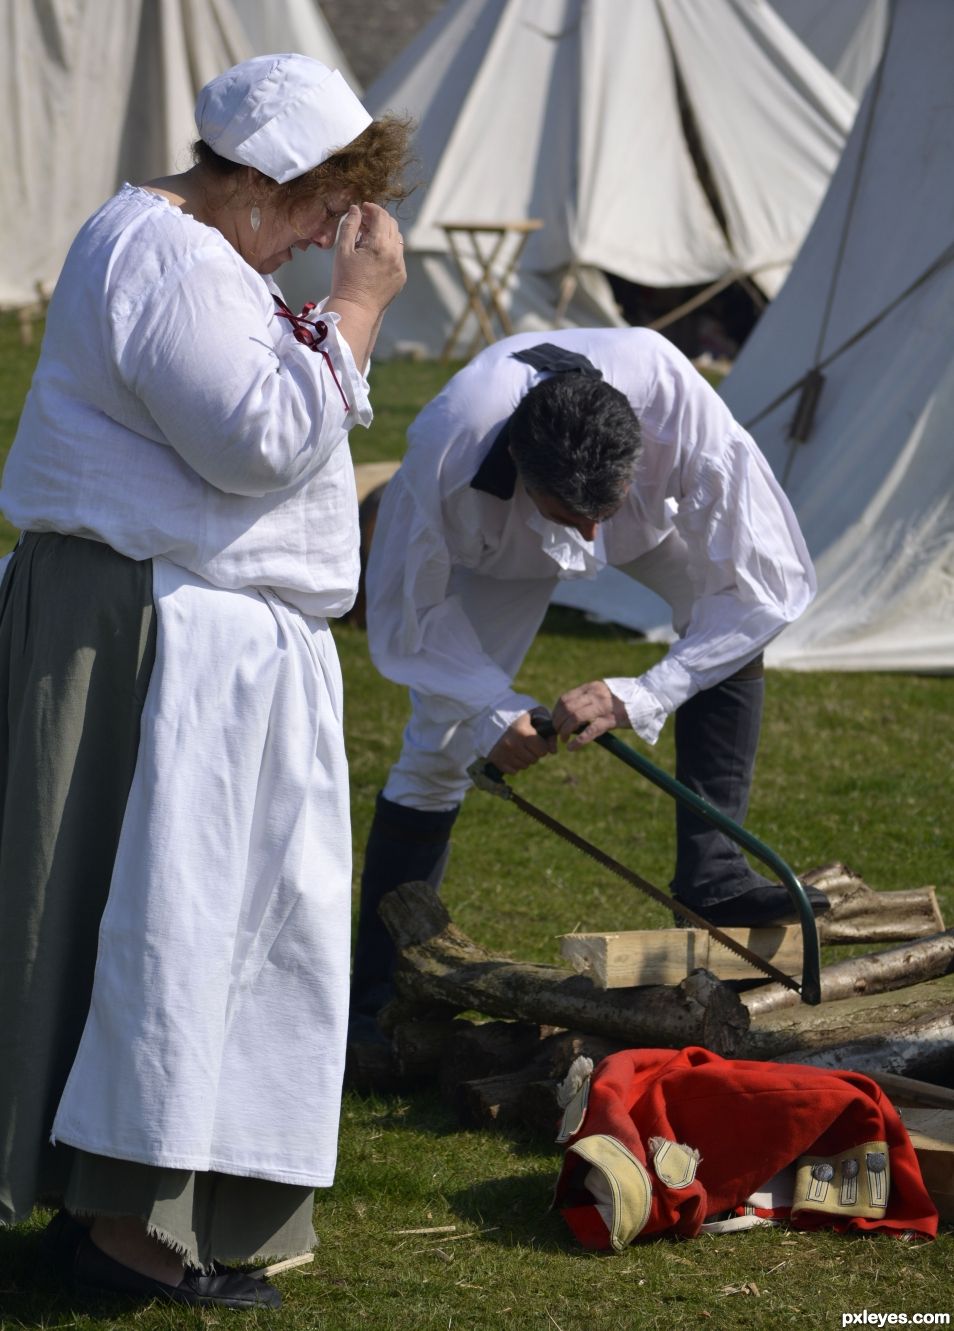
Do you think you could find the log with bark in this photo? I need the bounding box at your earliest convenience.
[743,972,954,1078]
[387,1016,571,1095]
[436,1019,563,1097]
[454,1029,624,1131]
[389,1017,465,1084]
[770,1017,954,1082]
[379,882,750,1058]
[805,863,945,942]
[741,930,954,1017]
[383,1015,623,1130]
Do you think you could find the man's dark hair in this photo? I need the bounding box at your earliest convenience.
[508,373,642,520]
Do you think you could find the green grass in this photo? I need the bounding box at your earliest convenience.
[0,314,952,1327]
[360,358,466,464]
[0,316,40,552]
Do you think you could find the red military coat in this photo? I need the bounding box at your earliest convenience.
[554,1047,938,1250]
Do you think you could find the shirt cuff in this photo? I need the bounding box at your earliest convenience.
[313,304,373,429]
[473,691,540,758]
[602,677,670,745]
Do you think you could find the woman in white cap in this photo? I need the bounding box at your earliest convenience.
[0,54,409,1309]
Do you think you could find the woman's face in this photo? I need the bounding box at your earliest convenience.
[252,190,354,275]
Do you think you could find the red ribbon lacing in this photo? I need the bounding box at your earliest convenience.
[273,296,351,412]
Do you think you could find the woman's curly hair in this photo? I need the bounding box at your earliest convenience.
[193,114,416,214]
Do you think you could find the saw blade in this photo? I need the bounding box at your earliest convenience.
[502,782,803,995]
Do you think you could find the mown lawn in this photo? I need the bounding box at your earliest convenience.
[0,314,951,1328]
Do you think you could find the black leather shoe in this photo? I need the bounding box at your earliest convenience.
[72,1231,281,1309]
[675,881,830,928]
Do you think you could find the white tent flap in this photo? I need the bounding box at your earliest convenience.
[351,0,856,358]
[0,0,351,307]
[721,0,954,673]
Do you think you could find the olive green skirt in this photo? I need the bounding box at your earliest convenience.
[0,533,315,1266]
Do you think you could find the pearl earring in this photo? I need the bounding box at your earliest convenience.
[250,206,261,233]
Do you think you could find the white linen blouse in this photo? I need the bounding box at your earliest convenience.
[1,183,370,616]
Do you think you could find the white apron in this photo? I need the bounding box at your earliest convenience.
[52,557,351,1186]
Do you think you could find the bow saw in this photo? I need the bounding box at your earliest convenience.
[467,720,821,1005]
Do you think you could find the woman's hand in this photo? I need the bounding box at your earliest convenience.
[330,203,406,365]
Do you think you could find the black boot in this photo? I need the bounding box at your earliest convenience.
[670,658,828,927]
[349,792,460,1045]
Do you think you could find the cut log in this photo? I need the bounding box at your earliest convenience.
[896,1108,954,1221]
[769,1015,954,1083]
[741,930,954,1017]
[455,1030,623,1131]
[437,1019,562,1100]
[390,1017,464,1083]
[456,1068,553,1129]
[744,972,954,1070]
[803,863,945,943]
[379,882,750,1058]
[561,925,802,988]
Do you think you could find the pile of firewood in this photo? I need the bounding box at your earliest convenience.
[350,864,954,1143]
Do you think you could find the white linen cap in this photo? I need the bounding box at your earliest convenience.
[195,53,372,184]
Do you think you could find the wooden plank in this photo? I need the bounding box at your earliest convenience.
[869,1070,954,1111]
[897,1107,954,1221]
[560,926,802,988]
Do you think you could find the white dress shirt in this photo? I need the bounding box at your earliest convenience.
[367,328,815,773]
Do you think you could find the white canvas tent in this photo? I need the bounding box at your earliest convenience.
[0,0,354,310]
[229,0,359,89]
[770,0,889,98]
[346,0,856,359]
[553,0,954,671]
[718,0,954,673]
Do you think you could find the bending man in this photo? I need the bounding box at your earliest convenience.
[352,330,826,1043]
